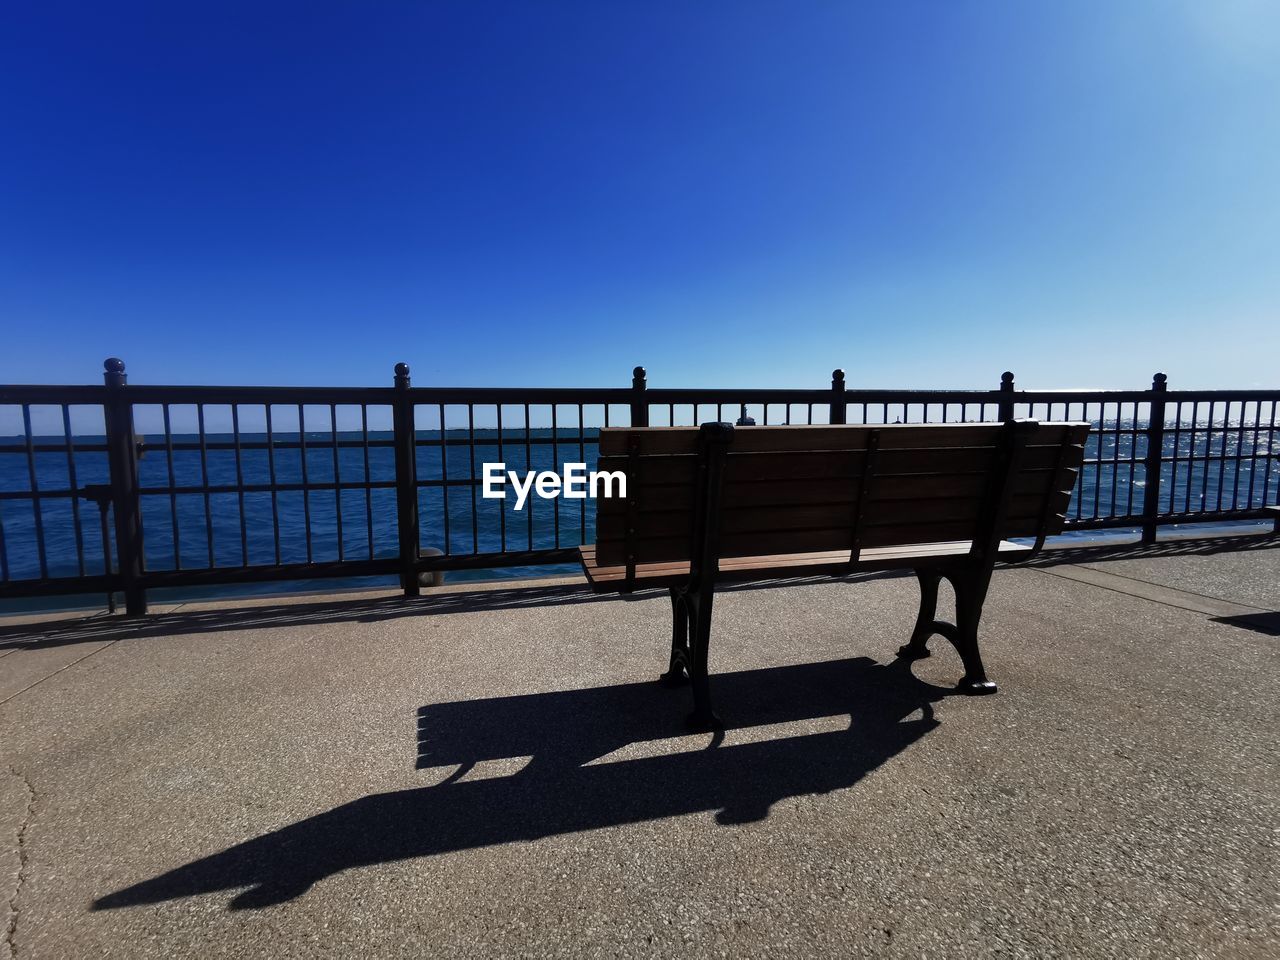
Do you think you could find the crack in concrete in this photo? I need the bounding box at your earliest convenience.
[4,767,35,960]
[0,637,125,709]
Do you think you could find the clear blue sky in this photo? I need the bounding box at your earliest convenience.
[2,1,1277,391]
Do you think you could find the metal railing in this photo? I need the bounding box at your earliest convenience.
[1,361,1277,614]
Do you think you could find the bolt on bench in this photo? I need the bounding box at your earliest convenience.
[579,419,1089,729]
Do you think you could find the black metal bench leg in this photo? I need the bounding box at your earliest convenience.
[948,571,997,695]
[898,569,940,659]
[684,588,723,731]
[659,586,691,686]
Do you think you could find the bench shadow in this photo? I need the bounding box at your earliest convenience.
[95,654,952,912]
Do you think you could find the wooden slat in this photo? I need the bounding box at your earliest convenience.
[596,428,700,456]
[596,454,698,485]
[581,540,1033,589]
[595,479,859,514]
[595,470,1074,515]
[595,421,1088,456]
[596,444,1079,489]
[869,470,1073,502]
[872,444,1074,476]
[596,512,1063,564]
[596,491,1072,544]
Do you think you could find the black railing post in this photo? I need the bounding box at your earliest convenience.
[830,369,846,425]
[102,358,146,615]
[1141,372,1168,544]
[998,371,1016,422]
[630,366,649,427]
[392,362,421,597]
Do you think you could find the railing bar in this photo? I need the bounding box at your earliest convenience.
[1095,409,1105,527]
[1225,403,1237,511]
[1246,400,1261,509]
[331,403,344,562]
[1183,402,1195,514]
[299,404,313,563]
[468,404,478,554]
[1168,400,1181,515]
[162,404,180,571]
[232,405,249,566]
[525,402,533,550]
[1126,402,1137,517]
[137,438,396,453]
[551,404,560,548]
[62,404,86,577]
[1073,404,1083,520]
[0,442,109,454]
[96,480,399,496]
[439,403,450,556]
[578,404,586,544]
[1264,399,1275,506]
[196,404,214,567]
[21,405,49,578]
[1215,401,1228,512]
[1228,404,1239,514]
[1262,401,1278,507]
[496,404,506,550]
[0,483,9,580]
[1199,402,1212,514]
[361,405,373,559]
[1109,402,1121,519]
[266,405,282,565]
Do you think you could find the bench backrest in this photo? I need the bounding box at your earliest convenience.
[592,420,1089,567]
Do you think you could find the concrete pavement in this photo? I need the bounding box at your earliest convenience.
[2,539,1279,958]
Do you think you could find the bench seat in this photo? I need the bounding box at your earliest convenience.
[580,540,1032,592]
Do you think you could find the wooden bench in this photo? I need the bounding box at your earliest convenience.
[579,419,1089,728]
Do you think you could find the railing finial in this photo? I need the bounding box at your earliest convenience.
[394,362,410,386]
[830,369,847,424]
[998,371,1016,422]
[1152,372,1167,388]
[104,358,127,387]
[630,366,649,426]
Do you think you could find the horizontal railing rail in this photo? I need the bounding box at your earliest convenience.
[1,361,1277,614]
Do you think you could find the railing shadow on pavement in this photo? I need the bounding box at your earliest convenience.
[5,531,1278,651]
[1024,531,1280,569]
[94,654,951,911]
[0,571,902,650]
